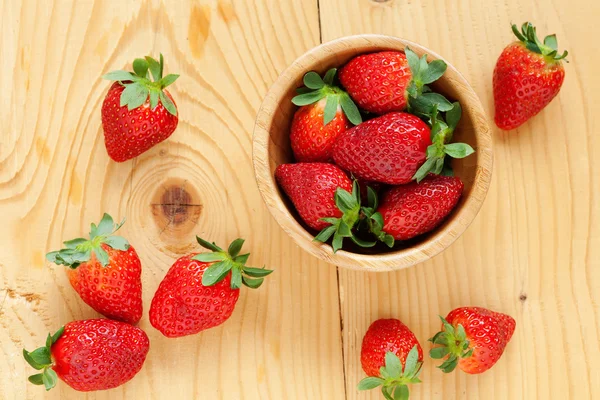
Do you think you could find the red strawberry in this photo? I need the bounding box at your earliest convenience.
[46,213,142,324]
[150,237,273,338]
[23,319,149,392]
[493,22,567,130]
[429,307,516,374]
[339,49,448,115]
[332,112,432,184]
[377,175,463,240]
[290,69,361,162]
[358,319,424,399]
[275,163,352,231]
[101,54,179,162]
[275,163,369,252]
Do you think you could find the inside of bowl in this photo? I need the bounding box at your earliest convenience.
[266,40,487,255]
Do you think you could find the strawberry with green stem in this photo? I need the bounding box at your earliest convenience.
[23,319,149,392]
[429,307,516,374]
[358,319,424,400]
[101,54,179,162]
[339,47,452,117]
[290,69,362,162]
[494,22,567,130]
[46,213,143,324]
[412,104,475,182]
[150,236,273,337]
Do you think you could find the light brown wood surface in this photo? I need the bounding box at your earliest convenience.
[0,0,598,399]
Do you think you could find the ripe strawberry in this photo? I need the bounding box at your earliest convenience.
[275,163,352,231]
[377,175,463,240]
[332,112,432,184]
[101,54,179,162]
[23,319,149,391]
[46,213,142,324]
[276,163,370,252]
[290,69,361,162]
[339,48,450,116]
[150,237,273,338]
[429,307,516,374]
[493,22,567,130]
[358,319,424,400]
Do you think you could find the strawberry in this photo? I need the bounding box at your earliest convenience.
[358,319,424,400]
[150,237,273,338]
[429,307,516,374]
[275,163,372,252]
[23,319,149,391]
[377,175,463,241]
[332,112,432,184]
[290,69,361,162]
[101,54,179,162]
[46,213,142,324]
[493,22,568,130]
[339,48,451,116]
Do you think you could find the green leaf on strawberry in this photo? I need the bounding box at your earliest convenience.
[404,47,454,118]
[313,181,369,253]
[292,69,362,126]
[412,103,475,182]
[359,187,395,248]
[46,213,129,269]
[102,54,179,116]
[23,327,64,391]
[512,22,568,61]
[357,346,423,399]
[428,316,474,373]
[193,237,274,289]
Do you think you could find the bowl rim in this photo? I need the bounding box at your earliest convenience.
[252,34,493,271]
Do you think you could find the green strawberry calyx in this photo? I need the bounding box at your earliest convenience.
[192,237,274,289]
[102,54,179,116]
[512,22,568,62]
[23,326,64,391]
[428,316,474,373]
[359,186,395,248]
[412,104,475,183]
[405,47,455,118]
[357,346,423,400]
[46,213,129,269]
[292,68,362,126]
[313,181,378,253]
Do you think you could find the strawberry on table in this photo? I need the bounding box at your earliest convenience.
[290,69,361,162]
[429,307,516,374]
[493,22,568,130]
[101,54,179,162]
[358,319,424,400]
[377,175,464,241]
[339,48,452,116]
[23,319,149,392]
[46,213,143,324]
[150,236,273,338]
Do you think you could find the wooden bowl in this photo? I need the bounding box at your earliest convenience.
[253,34,492,271]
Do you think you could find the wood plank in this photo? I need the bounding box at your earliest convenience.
[319,0,600,399]
[0,1,346,399]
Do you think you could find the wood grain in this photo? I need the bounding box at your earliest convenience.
[319,0,600,399]
[0,1,345,399]
[1,0,599,399]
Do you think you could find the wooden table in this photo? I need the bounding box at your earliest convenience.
[1,0,598,399]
